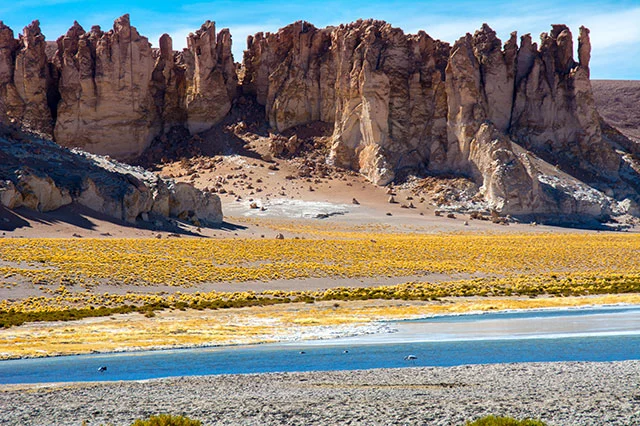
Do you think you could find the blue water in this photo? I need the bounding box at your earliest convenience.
[1,305,639,385]
[405,304,640,323]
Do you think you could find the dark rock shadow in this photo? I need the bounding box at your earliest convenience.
[214,221,248,232]
[0,203,229,238]
[0,205,31,232]
[14,205,97,230]
[513,213,629,232]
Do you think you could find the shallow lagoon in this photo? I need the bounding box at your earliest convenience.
[1,304,639,384]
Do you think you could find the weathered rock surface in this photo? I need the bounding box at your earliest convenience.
[0,16,639,219]
[0,20,52,134]
[242,20,450,186]
[0,125,223,224]
[243,20,640,217]
[53,16,160,159]
[169,182,223,223]
[184,21,236,134]
[0,15,237,161]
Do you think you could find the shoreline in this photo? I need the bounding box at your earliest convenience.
[2,300,639,362]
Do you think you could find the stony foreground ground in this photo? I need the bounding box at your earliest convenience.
[1,361,638,425]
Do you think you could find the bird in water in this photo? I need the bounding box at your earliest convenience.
[97,366,107,372]
[404,355,417,361]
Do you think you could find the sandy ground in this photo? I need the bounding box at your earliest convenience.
[3,132,626,240]
[1,361,638,425]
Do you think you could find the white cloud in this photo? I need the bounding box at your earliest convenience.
[566,7,640,50]
[148,27,194,51]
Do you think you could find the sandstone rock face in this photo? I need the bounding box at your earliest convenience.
[0,21,52,133]
[242,22,334,132]
[244,20,638,216]
[53,15,160,159]
[0,125,223,224]
[508,25,619,177]
[242,20,450,185]
[443,24,627,214]
[184,21,236,133]
[0,17,639,219]
[0,15,237,161]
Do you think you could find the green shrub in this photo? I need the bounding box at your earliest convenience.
[131,414,202,426]
[466,415,547,426]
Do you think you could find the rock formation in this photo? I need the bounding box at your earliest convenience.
[0,125,222,224]
[242,20,450,186]
[184,21,237,133]
[242,20,640,217]
[0,15,237,161]
[0,16,639,219]
[53,16,160,159]
[0,20,52,134]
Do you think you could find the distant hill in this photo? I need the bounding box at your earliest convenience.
[592,80,640,142]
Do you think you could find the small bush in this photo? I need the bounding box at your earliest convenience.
[466,415,547,426]
[131,414,202,426]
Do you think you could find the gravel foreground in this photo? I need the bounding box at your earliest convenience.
[1,361,639,425]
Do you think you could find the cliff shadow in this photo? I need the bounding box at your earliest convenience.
[137,96,269,168]
[0,206,31,232]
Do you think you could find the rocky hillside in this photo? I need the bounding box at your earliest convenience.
[592,80,640,142]
[0,15,639,220]
[0,124,222,224]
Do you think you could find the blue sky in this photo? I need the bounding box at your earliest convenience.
[1,0,638,79]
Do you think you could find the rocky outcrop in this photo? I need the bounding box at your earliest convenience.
[0,125,223,224]
[508,25,619,177]
[243,22,335,132]
[0,21,52,134]
[242,20,450,185]
[184,21,236,133]
[0,17,638,219]
[442,24,629,214]
[243,20,639,216]
[53,16,161,159]
[0,15,237,161]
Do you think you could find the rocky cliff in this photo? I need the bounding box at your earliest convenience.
[0,16,639,219]
[242,20,640,217]
[0,20,52,134]
[0,15,237,160]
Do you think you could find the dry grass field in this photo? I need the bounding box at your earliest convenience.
[1,229,640,358]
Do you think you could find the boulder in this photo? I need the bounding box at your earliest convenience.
[169,182,223,224]
[0,126,223,224]
[15,168,72,212]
